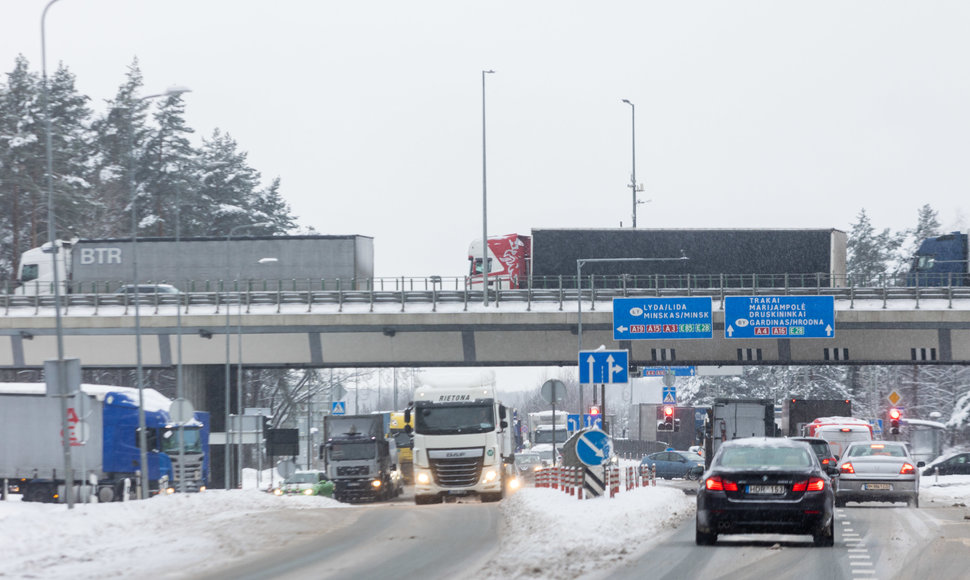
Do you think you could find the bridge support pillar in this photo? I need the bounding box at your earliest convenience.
[182,364,239,490]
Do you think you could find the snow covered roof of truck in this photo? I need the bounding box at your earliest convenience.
[0,382,173,412]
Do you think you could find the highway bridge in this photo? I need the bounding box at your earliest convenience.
[3,284,970,372]
[5,283,969,488]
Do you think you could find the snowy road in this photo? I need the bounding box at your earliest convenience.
[198,497,502,580]
[604,501,970,579]
[2,472,967,579]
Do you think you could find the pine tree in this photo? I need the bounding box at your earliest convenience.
[0,56,44,279]
[846,208,902,285]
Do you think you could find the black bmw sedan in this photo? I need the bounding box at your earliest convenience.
[695,437,836,547]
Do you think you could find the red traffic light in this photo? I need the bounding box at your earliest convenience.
[589,406,601,415]
[663,406,674,417]
[889,408,901,420]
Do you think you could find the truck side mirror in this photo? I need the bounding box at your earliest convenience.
[500,420,508,429]
[404,408,413,435]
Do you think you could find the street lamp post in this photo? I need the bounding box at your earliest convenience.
[575,256,688,430]
[223,224,270,489]
[621,99,643,228]
[40,0,73,509]
[128,86,191,500]
[481,69,495,306]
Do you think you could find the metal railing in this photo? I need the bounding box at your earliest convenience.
[3,273,970,315]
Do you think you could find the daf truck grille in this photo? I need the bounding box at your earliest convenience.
[429,456,483,487]
[337,465,369,476]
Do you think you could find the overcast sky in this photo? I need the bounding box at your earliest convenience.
[6,1,970,279]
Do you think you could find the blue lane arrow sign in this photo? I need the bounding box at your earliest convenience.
[575,429,612,467]
[613,297,713,340]
[724,295,835,339]
[567,414,581,432]
[578,350,629,385]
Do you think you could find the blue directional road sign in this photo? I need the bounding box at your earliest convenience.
[724,296,835,339]
[331,401,346,415]
[567,414,582,432]
[641,366,696,377]
[662,386,676,405]
[578,350,629,384]
[613,297,713,340]
[575,429,612,467]
[584,414,603,429]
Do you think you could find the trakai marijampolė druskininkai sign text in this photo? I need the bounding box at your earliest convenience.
[724,296,834,339]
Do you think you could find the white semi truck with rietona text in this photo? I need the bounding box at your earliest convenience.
[405,384,516,504]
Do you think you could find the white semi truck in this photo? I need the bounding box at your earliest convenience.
[405,384,516,504]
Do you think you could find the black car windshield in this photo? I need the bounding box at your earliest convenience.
[718,446,814,468]
[330,441,376,460]
[414,403,494,435]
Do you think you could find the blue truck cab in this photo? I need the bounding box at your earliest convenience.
[909,232,969,286]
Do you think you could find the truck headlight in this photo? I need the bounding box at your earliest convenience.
[372,480,382,488]
[483,469,498,482]
[417,472,431,485]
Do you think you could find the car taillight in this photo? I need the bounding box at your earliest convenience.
[840,462,855,474]
[821,458,832,465]
[792,477,825,492]
[705,476,738,491]
[900,463,916,475]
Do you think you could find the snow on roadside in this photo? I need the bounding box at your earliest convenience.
[484,484,695,580]
[0,490,347,580]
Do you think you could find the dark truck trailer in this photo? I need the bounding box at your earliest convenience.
[529,228,847,288]
[17,234,374,295]
[781,398,852,437]
[704,398,776,468]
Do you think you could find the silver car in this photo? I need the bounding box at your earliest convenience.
[835,441,924,508]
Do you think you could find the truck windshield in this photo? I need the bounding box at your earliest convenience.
[158,427,204,454]
[330,441,376,460]
[534,429,568,444]
[414,403,494,435]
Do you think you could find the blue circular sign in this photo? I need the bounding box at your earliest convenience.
[575,429,612,467]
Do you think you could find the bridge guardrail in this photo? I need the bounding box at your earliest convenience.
[5,281,970,316]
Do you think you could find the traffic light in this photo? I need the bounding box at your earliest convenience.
[889,408,901,435]
[663,405,674,431]
[588,405,601,416]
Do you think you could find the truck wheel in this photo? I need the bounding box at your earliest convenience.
[480,492,502,503]
[415,494,436,505]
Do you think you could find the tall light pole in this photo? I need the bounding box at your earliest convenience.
[41,0,73,509]
[129,86,191,499]
[621,99,643,228]
[223,224,270,489]
[235,257,277,487]
[576,256,687,430]
[481,69,495,306]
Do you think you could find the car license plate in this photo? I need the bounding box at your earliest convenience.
[746,485,785,494]
[863,483,891,491]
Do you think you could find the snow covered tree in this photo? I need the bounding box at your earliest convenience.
[846,208,903,285]
[0,56,94,280]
